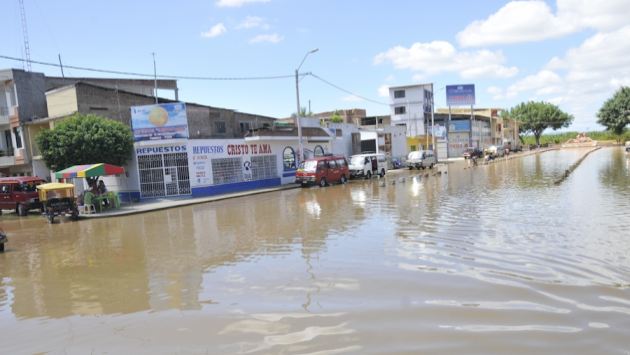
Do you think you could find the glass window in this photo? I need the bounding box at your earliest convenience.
[328,160,337,168]
[394,106,406,115]
[394,90,405,98]
[215,121,226,134]
[283,147,296,170]
[314,145,325,157]
[317,161,326,170]
[13,127,22,148]
[0,184,10,194]
[336,159,346,167]
[240,122,251,133]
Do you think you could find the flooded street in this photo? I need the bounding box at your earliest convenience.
[1,147,629,354]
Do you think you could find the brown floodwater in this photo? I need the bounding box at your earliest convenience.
[1,147,629,354]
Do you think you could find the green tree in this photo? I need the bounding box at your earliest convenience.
[329,111,343,123]
[36,113,134,173]
[597,87,630,140]
[291,107,313,118]
[508,101,573,146]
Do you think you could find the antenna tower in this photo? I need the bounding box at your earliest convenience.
[18,0,32,71]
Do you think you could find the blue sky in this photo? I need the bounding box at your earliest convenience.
[1,0,629,131]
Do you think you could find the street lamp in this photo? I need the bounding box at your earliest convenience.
[295,48,319,162]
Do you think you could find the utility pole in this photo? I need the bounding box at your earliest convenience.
[295,48,319,162]
[58,54,65,78]
[152,52,158,104]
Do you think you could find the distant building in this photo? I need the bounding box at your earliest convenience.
[435,107,521,157]
[312,108,366,125]
[388,83,433,136]
[0,68,178,177]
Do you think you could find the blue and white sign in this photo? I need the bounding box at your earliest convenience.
[449,120,471,132]
[131,102,189,142]
[446,84,476,106]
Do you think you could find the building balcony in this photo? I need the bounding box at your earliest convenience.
[0,154,15,168]
[0,107,9,125]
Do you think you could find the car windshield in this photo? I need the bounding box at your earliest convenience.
[408,151,422,160]
[302,160,317,172]
[350,156,365,165]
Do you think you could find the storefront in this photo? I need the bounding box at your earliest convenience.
[134,141,190,198]
[188,139,280,197]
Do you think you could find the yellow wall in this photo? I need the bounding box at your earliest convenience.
[407,136,433,151]
[46,86,78,118]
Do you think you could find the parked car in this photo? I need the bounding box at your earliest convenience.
[463,148,484,160]
[406,150,436,170]
[349,153,387,179]
[484,145,506,158]
[295,155,349,187]
[0,176,45,216]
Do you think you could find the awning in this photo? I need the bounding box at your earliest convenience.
[55,163,125,179]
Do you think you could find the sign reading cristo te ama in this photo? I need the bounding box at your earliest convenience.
[446,84,476,106]
[130,102,189,142]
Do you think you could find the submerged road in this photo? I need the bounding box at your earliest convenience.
[1,147,629,354]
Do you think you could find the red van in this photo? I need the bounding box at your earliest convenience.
[0,176,45,216]
[295,155,349,187]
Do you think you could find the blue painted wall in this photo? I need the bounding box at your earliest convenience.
[191,178,281,197]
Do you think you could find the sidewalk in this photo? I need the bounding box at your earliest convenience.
[80,184,300,219]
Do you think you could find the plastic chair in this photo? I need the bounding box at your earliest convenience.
[80,192,97,214]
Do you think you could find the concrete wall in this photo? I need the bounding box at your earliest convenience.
[327,122,359,158]
[389,84,432,137]
[46,86,78,118]
[13,70,48,122]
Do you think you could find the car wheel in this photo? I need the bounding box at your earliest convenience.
[0,243,4,252]
[17,204,27,217]
[408,166,413,170]
[429,163,434,169]
[340,175,347,184]
[380,169,385,177]
[319,178,327,187]
[366,171,372,179]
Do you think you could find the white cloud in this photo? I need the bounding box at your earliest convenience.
[374,41,518,79]
[378,85,390,98]
[236,16,270,30]
[457,0,630,47]
[201,23,227,38]
[216,0,270,7]
[342,95,363,102]
[489,25,630,130]
[508,70,563,97]
[249,33,283,44]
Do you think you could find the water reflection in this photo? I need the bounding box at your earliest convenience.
[1,148,629,353]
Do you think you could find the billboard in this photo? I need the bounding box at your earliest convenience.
[446,84,475,106]
[131,102,189,142]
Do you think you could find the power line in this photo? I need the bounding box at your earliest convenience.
[308,73,389,106]
[0,54,299,81]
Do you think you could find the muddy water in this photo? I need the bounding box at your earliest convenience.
[1,148,629,354]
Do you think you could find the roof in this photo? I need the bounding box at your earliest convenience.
[305,155,346,161]
[0,176,45,184]
[55,163,125,179]
[388,83,433,90]
[246,127,332,138]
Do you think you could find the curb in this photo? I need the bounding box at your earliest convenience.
[79,184,301,219]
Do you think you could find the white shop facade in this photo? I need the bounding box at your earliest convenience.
[123,136,332,201]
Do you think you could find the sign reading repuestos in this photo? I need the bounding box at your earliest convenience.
[131,102,189,142]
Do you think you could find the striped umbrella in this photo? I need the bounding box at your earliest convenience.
[55,163,125,179]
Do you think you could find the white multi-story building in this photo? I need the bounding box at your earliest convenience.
[388,83,434,138]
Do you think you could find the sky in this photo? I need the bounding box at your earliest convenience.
[1,0,630,131]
